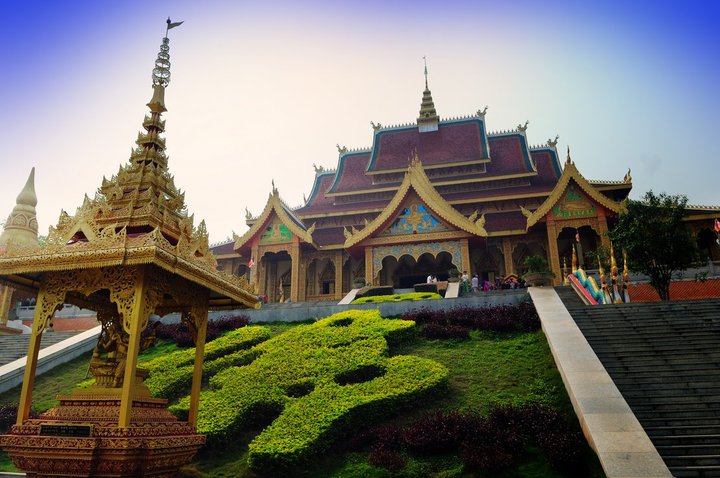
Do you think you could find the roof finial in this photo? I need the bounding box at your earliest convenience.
[417,56,439,133]
[423,55,428,90]
[566,146,573,165]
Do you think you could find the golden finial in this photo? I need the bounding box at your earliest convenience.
[571,244,578,273]
[565,146,573,165]
[517,120,529,132]
[336,144,347,154]
[610,242,618,273]
[370,121,383,131]
[547,135,559,147]
[476,106,488,117]
[623,168,632,183]
[423,55,428,90]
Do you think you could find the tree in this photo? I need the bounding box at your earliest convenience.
[609,191,699,300]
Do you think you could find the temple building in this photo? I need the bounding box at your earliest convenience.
[212,72,720,303]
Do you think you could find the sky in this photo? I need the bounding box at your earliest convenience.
[1,0,718,244]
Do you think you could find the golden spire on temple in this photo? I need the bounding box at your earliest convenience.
[418,56,439,133]
[0,168,39,249]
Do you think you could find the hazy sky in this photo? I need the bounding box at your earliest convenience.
[1,1,718,244]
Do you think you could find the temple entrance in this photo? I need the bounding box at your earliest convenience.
[379,252,455,288]
[306,257,336,298]
[512,242,547,275]
[557,226,600,269]
[261,251,292,302]
[697,228,720,262]
[471,245,503,282]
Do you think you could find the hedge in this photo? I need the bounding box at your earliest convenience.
[169,310,448,472]
[351,292,442,304]
[143,326,272,400]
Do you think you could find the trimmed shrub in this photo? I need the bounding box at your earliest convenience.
[352,292,442,304]
[401,302,540,336]
[169,310,448,473]
[153,313,251,347]
[351,403,584,474]
[144,326,272,400]
[368,449,406,471]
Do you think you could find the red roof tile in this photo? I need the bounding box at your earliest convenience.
[368,120,487,171]
[327,152,373,193]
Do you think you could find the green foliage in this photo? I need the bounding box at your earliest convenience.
[351,292,442,304]
[170,310,448,472]
[610,191,700,300]
[144,326,272,400]
[523,255,550,273]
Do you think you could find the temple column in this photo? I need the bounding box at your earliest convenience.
[258,251,267,298]
[502,237,514,277]
[17,283,64,425]
[334,251,343,300]
[250,244,260,286]
[364,247,373,285]
[546,221,562,286]
[596,213,611,250]
[0,285,13,325]
[460,239,471,273]
[290,241,300,302]
[187,299,208,427]
[119,266,151,428]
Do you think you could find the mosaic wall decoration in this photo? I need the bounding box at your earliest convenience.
[259,223,293,245]
[553,184,597,219]
[380,204,449,236]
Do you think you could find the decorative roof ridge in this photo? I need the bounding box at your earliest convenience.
[209,239,233,248]
[525,147,625,229]
[234,190,317,251]
[686,203,720,210]
[340,147,372,155]
[588,179,630,185]
[380,122,417,130]
[343,154,487,248]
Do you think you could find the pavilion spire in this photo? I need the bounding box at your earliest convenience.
[92,19,189,241]
[418,56,439,133]
[0,168,39,248]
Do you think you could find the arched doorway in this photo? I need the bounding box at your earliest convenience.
[380,251,455,287]
[261,251,292,302]
[306,257,336,298]
[512,242,547,276]
[471,245,503,282]
[557,226,600,269]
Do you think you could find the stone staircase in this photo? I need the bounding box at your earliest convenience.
[0,332,78,367]
[556,287,720,477]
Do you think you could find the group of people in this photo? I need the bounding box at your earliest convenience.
[461,270,526,293]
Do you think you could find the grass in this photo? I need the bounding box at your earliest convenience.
[351,292,442,304]
[0,318,604,477]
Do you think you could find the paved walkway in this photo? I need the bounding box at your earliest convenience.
[529,286,672,478]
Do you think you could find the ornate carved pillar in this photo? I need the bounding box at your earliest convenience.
[596,212,611,249]
[119,265,155,428]
[250,244,260,286]
[290,242,300,303]
[16,276,65,425]
[334,251,343,300]
[502,237,514,277]
[187,294,208,428]
[0,285,13,325]
[546,221,562,286]
[298,257,307,302]
[258,250,267,297]
[460,239,471,273]
[364,247,373,285]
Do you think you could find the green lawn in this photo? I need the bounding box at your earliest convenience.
[0,320,604,477]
